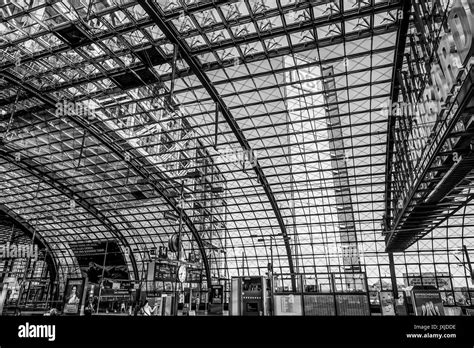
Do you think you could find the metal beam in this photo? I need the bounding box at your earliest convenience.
[0,26,396,110]
[384,0,410,231]
[0,3,398,103]
[0,151,140,281]
[36,25,397,97]
[386,195,474,252]
[385,66,474,250]
[77,118,214,286]
[137,0,297,286]
[0,18,154,72]
[189,2,400,55]
[0,71,212,287]
[0,24,397,101]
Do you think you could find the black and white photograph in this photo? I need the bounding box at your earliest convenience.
[62,278,85,315]
[0,0,473,347]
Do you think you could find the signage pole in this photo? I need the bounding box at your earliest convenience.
[174,180,185,316]
[388,252,399,299]
[270,236,274,316]
[96,240,109,314]
[462,245,474,284]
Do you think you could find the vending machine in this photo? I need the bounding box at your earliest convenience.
[230,276,267,316]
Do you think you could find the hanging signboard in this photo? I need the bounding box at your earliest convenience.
[409,0,474,122]
[391,0,474,211]
[69,240,129,282]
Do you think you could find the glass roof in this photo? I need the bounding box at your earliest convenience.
[0,0,472,291]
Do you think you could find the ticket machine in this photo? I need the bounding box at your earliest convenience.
[230,276,267,316]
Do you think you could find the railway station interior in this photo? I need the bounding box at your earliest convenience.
[0,0,473,317]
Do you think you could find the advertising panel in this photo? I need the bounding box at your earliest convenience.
[335,294,370,316]
[209,285,224,315]
[0,283,6,315]
[404,272,451,290]
[69,240,129,282]
[84,282,100,313]
[411,287,445,316]
[63,278,85,315]
[379,291,396,316]
[100,280,132,297]
[395,292,408,316]
[274,294,303,316]
[303,294,336,316]
[153,261,177,281]
[444,306,462,316]
[210,285,223,305]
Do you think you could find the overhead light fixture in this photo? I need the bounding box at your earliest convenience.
[54,23,92,47]
[185,170,202,178]
[163,94,180,112]
[42,215,56,221]
[211,186,225,193]
[136,178,149,185]
[131,190,147,200]
[164,189,187,198]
